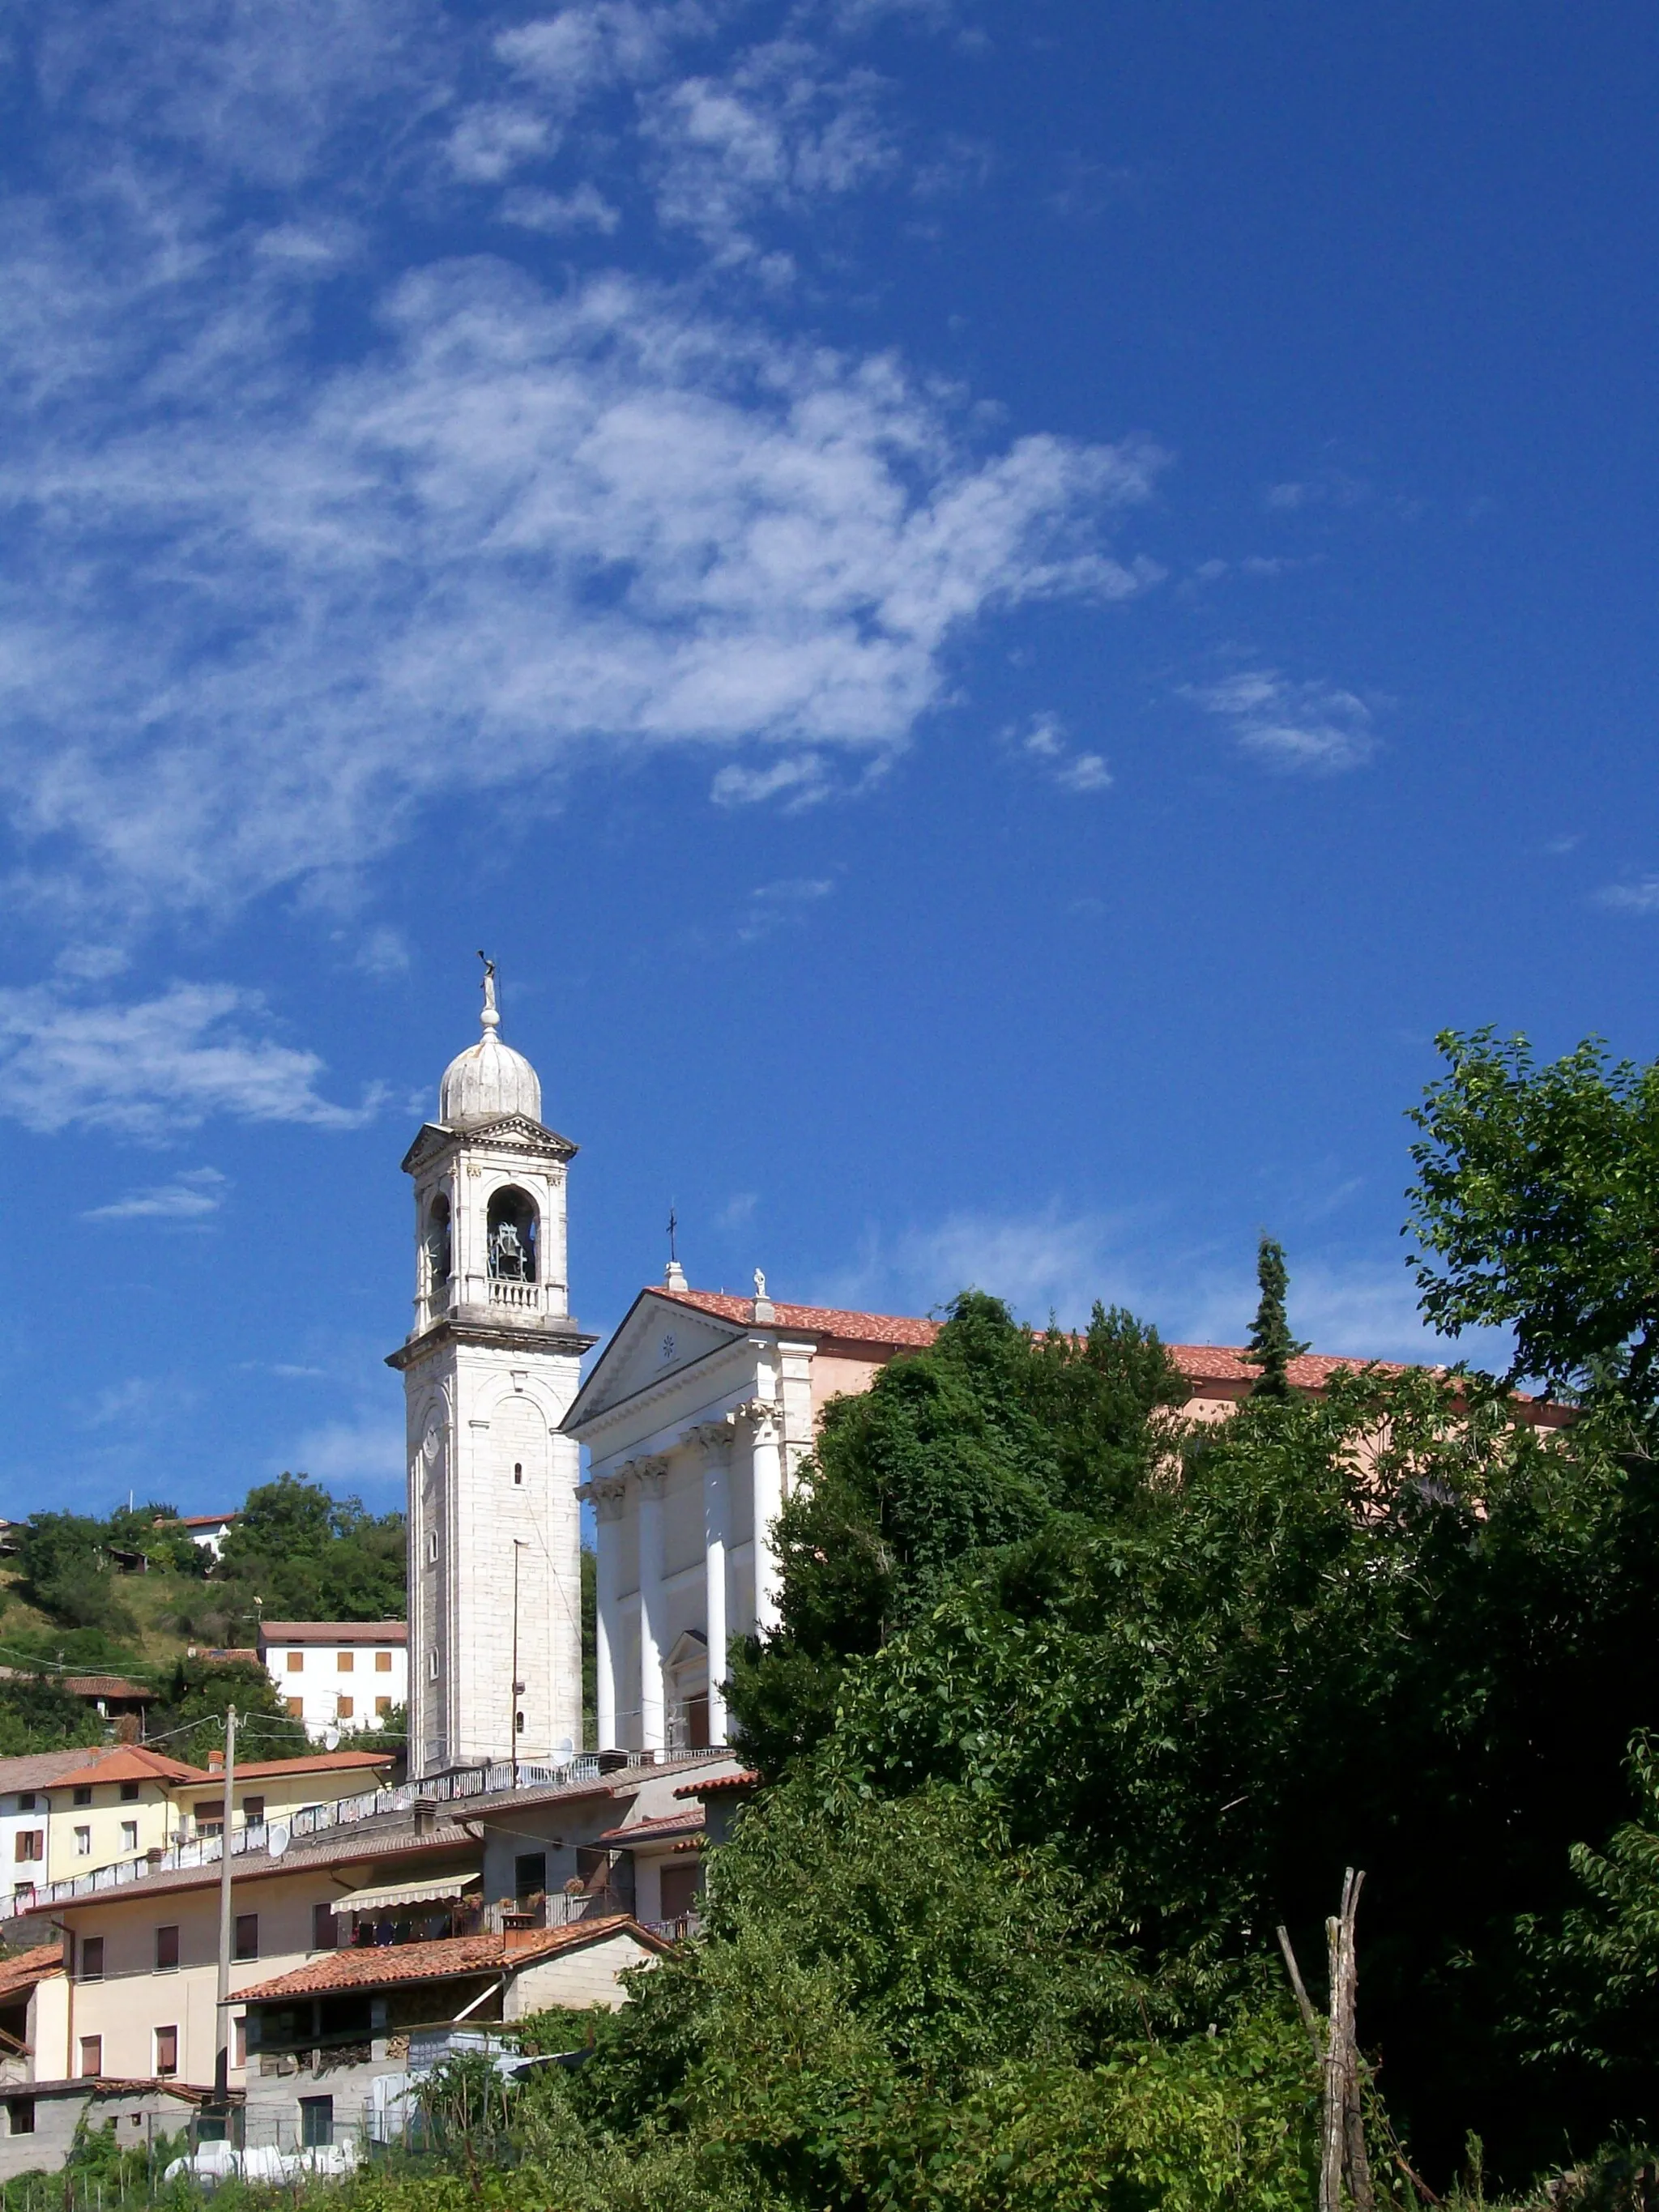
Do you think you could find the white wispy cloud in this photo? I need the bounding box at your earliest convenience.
[499,183,622,234]
[1595,878,1659,914]
[286,1408,406,1490]
[738,874,835,940]
[1012,712,1113,795]
[81,1166,229,1222]
[1184,668,1377,773]
[0,2,1162,921]
[0,982,382,1137]
[640,38,900,258]
[0,239,1160,906]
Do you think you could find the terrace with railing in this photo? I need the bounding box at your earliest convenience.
[0,1751,663,1922]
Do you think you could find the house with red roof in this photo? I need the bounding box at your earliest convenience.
[567,1272,1574,1760]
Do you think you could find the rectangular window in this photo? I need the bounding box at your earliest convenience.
[120,1821,138,1852]
[514,1852,547,1901]
[375,1650,393,1673]
[336,1695,354,1720]
[79,2035,102,2079]
[312,1901,338,1952]
[242,1796,265,1826]
[72,1786,92,1808]
[12,1884,35,1905]
[6,2097,34,2136]
[287,1652,304,1673]
[74,1826,91,1856]
[156,1924,179,1971]
[234,1912,259,1962]
[285,1698,304,1718]
[375,1697,391,1717]
[17,1793,35,1813]
[119,1782,139,1804]
[299,2096,334,2149]
[13,1831,41,1864]
[234,2015,247,2068]
[153,2026,177,2078]
[337,1652,354,1673]
[79,1937,104,1982]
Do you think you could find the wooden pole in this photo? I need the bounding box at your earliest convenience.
[1319,1869,1375,2212]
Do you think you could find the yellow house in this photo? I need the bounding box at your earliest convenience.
[171,1750,395,1841]
[50,1811,480,2093]
[41,1750,206,1885]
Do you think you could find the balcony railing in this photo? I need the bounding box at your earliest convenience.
[0,1751,661,1921]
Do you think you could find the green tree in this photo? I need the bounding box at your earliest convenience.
[1407,1028,1659,1433]
[12,1514,138,1638]
[0,1673,103,1756]
[726,1294,1184,1777]
[1244,1234,1308,1399]
[215,1473,405,1630]
[147,1656,309,1766]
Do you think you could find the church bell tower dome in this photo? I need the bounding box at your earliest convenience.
[438,963,542,1130]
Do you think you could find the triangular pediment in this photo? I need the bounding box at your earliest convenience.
[400,1116,577,1174]
[565,1289,747,1434]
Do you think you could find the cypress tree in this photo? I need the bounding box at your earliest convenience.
[1246,1234,1309,1399]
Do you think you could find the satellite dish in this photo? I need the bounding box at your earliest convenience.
[267,1822,290,1860]
[553,1737,574,1760]
[323,1726,340,1751]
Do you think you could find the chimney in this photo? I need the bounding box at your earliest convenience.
[503,1925,544,1955]
[207,1750,224,1774]
[412,1796,436,1838]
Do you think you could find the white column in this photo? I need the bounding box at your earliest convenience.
[594,1493,622,1751]
[637,1471,666,1754]
[702,1446,728,1745]
[749,1405,784,1639]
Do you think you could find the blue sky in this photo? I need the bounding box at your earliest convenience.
[2,0,1656,1515]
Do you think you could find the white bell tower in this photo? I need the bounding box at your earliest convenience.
[388,961,595,1778]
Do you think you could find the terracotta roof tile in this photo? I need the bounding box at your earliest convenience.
[61,1676,156,1701]
[674,1771,761,1798]
[0,1944,65,1998]
[47,1748,206,1791]
[0,1748,126,1793]
[236,1916,664,2001]
[655,1288,940,1349]
[591,1813,706,1848]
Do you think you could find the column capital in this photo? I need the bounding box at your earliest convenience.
[727,1398,781,1438]
[618,1451,671,1491]
[686,1422,731,1453]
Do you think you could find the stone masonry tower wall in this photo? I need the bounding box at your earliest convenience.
[387,972,595,1778]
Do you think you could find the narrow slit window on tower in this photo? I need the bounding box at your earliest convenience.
[486,1187,538,1281]
[427,1530,437,1564]
[514,1463,522,1485]
[428,1651,439,1680]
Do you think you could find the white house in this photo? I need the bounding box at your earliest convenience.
[258,1624,408,1741]
[565,1276,933,1753]
[0,1751,116,1910]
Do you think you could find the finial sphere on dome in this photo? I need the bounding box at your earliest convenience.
[438,956,542,1128]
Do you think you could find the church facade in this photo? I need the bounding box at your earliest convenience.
[565,1285,933,1752]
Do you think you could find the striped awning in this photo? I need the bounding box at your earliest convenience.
[331,1875,473,1919]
